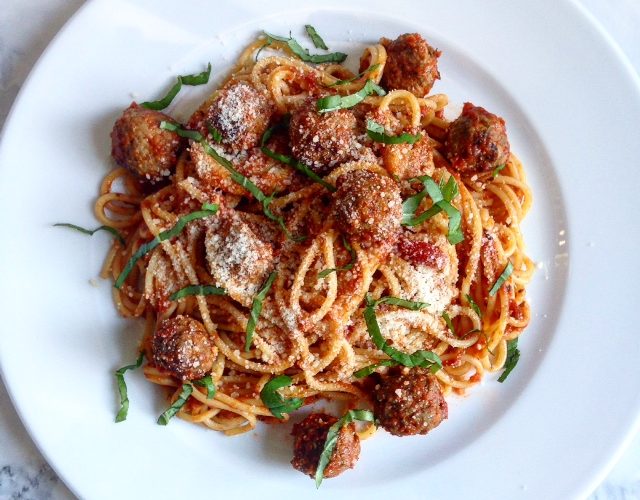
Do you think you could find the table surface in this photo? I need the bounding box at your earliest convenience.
[1,1,639,498]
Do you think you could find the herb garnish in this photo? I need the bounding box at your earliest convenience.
[315,409,375,488]
[114,203,218,289]
[492,163,506,178]
[353,359,397,378]
[264,31,347,64]
[316,79,386,113]
[304,25,328,50]
[141,63,212,111]
[362,295,442,372]
[366,119,422,145]
[54,223,125,246]
[115,353,144,422]
[328,64,380,87]
[245,271,277,352]
[193,375,216,399]
[169,285,227,301]
[442,311,456,336]
[207,124,223,143]
[497,338,520,383]
[465,293,482,318]
[260,375,304,419]
[489,261,514,296]
[157,383,193,425]
[401,175,464,245]
[318,236,356,278]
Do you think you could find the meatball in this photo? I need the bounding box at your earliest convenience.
[380,33,441,96]
[289,101,360,174]
[382,133,434,180]
[373,367,447,436]
[332,169,402,247]
[151,316,216,381]
[444,102,510,173]
[205,81,274,153]
[110,103,184,183]
[291,413,360,479]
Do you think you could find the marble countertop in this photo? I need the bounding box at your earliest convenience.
[1,1,639,498]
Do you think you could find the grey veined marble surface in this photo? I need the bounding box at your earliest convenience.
[1,1,639,499]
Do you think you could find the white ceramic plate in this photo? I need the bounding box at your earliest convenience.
[1,1,639,498]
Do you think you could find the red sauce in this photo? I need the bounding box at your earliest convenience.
[397,237,446,270]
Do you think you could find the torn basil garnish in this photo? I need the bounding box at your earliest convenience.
[498,338,520,383]
[193,375,216,400]
[245,272,277,352]
[141,63,212,111]
[260,375,304,419]
[489,261,514,296]
[316,79,386,113]
[54,223,125,245]
[353,359,397,378]
[442,311,456,336]
[263,31,346,64]
[304,25,328,50]
[328,64,380,87]
[115,353,144,422]
[157,383,193,425]
[465,294,482,318]
[169,285,227,301]
[366,119,422,144]
[318,236,356,278]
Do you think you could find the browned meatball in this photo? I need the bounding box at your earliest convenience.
[291,413,360,479]
[332,169,402,247]
[380,33,441,96]
[373,367,447,436]
[289,101,360,174]
[382,134,434,180]
[151,315,215,381]
[110,103,184,183]
[205,81,274,153]
[444,102,510,173]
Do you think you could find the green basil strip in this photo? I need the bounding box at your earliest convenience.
[264,31,346,64]
[492,163,506,178]
[305,25,328,50]
[260,375,304,419]
[318,236,356,278]
[193,375,216,399]
[498,338,520,383]
[366,119,422,145]
[255,39,273,61]
[328,64,380,87]
[157,383,193,425]
[54,223,125,246]
[353,359,397,378]
[169,285,227,301]
[442,311,456,336]
[161,121,302,241]
[363,295,441,372]
[465,294,482,318]
[208,124,223,143]
[245,272,277,352]
[316,79,386,113]
[489,261,514,296]
[114,203,218,289]
[115,353,144,423]
[315,409,375,488]
[260,125,335,192]
[141,63,212,110]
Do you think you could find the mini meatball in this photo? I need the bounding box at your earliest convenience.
[205,81,274,153]
[289,101,360,174]
[373,367,447,436]
[380,33,441,96]
[110,103,184,183]
[151,315,215,381]
[444,102,510,173]
[332,169,402,247]
[291,413,360,479]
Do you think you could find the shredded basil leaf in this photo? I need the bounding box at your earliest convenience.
[318,236,356,278]
[465,294,482,318]
[316,79,386,113]
[169,285,227,301]
[442,311,456,336]
[498,338,520,383]
[315,409,375,488]
[114,203,218,289]
[260,375,304,419]
[492,163,506,178]
[305,25,328,50]
[54,223,125,246]
[157,383,193,425]
[402,175,464,244]
[115,353,144,423]
[255,39,273,61]
[366,119,422,145]
[245,272,277,352]
[328,64,380,87]
[353,359,397,378]
[193,375,216,399]
[141,63,212,110]
[363,295,441,372]
[207,124,222,143]
[264,31,346,64]
[489,261,514,296]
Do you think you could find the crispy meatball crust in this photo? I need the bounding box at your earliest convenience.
[291,413,360,479]
[151,316,215,381]
[206,81,274,153]
[373,367,448,436]
[380,33,441,96]
[444,102,510,174]
[332,169,402,247]
[110,103,184,183]
[289,102,360,174]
